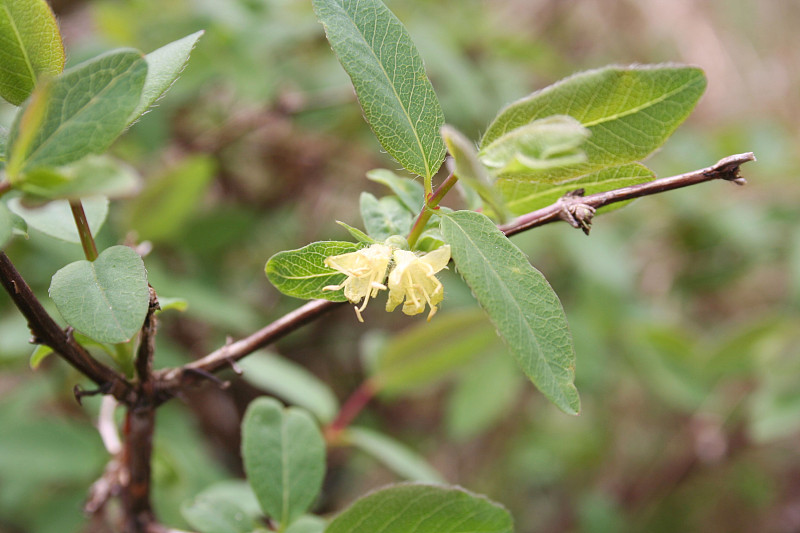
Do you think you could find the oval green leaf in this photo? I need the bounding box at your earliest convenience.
[7,49,147,174]
[181,495,256,533]
[440,210,580,415]
[242,397,326,529]
[312,0,446,181]
[0,202,12,249]
[481,65,706,182]
[239,350,340,423]
[17,155,140,200]
[48,245,150,344]
[325,483,513,533]
[344,427,444,483]
[128,31,204,124]
[366,169,425,213]
[265,241,361,302]
[7,196,108,243]
[0,0,65,106]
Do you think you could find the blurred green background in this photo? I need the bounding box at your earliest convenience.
[1,0,799,532]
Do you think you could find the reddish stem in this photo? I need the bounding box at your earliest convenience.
[326,380,378,441]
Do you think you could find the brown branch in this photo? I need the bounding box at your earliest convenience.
[121,407,157,533]
[500,152,755,236]
[153,152,755,402]
[0,252,135,403]
[136,287,160,393]
[153,298,341,401]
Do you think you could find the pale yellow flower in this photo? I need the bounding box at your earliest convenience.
[386,245,451,320]
[323,244,392,322]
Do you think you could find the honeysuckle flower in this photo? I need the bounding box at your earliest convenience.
[386,245,451,321]
[323,244,392,322]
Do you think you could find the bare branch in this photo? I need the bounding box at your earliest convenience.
[0,252,136,403]
[135,287,160,395]
[500,152,755,236]
[154,298,339,400]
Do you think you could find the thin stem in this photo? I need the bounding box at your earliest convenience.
[500,152,755,237]
[154,298,342,401]
[0,251,135,403]
[69,199,99,261]
[407,172,458,249]
[121,407,157,533]
[325,380,378,442]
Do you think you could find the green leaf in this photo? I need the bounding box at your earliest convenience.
[155,296,188,313]
[441,125,509,222]
[440,211,579,415]
[0,0,65,106]
[325,483,513,533]
[501,163,655,215]
[336,220,375,244]
[29,344,52,369]
[366,169,425,213]
[359,192,413,241]
[446,352,524,441]
[48,245,150,344]
[265,241,362,302]
[242,397,326,529]
[125,155,215,242]
[239,350,340,423]
[371,309,497,396]
[344,427,444,483]
[7,196,108,243]
[286,515,326,533]
[481,65,706,182]
[0,201,13,249]
[7,49,147,174]
[181,495,256,533]
[17,155,140,200]
[0,125,7,161]
[129,31,204,124]
[479,115,589,175]
[312,0,446,182]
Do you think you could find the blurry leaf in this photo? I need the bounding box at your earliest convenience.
[184,481,262,520]
[0,201,12,248]
[344,426,444,483]
[441,210,580,415]
[239,350,339,423]
[7,196,108,243]
[312,0,446,181]
[336,220,376,244]
[181,495,255,533]
[126,155,215,242]
[49,245,150,344]
[359,192,413,241]
[0,0,65,106]
[29,344,53,369]
[446,351,524,441]
[17,155,140,200]
[371,308,496,396]
[242,398,326,529]
[7,50,147,174]
[156,296,188,313]
[441,124,508,222]
[480,115,589,175]
[481,65,706,182]
[366,169,425,213]
[0,125,7,160]
[129,31,204,123]
[501,163,654,215]
[325,483,513,533]
[286,515,326,533]
[0,417,105,483]
[265,241,361,302]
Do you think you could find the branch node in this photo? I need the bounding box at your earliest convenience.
[557,188,596,235]
[74,383,109,405]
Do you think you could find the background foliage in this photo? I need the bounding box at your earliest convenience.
[0,0,798,532]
